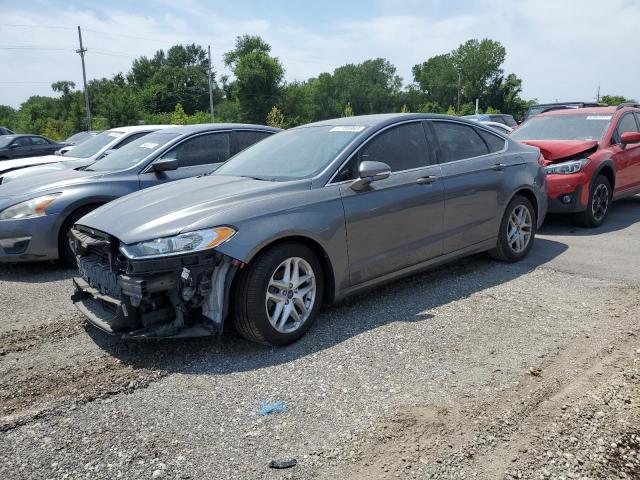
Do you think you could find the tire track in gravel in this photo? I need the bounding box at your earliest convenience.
[311,285,640,479]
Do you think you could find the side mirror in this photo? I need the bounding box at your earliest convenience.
[152,158,179,172]
[351,160,391,191]
[620,131,640,147]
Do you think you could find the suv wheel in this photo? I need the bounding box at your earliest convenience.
[232,242,324,346]
[489,195,536,262]
[574,175,612,228]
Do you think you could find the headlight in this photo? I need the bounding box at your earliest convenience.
[544,159,587,175]
[119,226,236,259]
[0,193,61,221]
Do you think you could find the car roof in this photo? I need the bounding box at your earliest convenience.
[153,123,281,135]
[107,125,172,133]
[539,106,617,116]
[300,113,483,129]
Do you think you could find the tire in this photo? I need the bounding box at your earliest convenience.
[573,175,612,228]
[58,205,100,266]
[231,242,324,346]
[489,195,536,262]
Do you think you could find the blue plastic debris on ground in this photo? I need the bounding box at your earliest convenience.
[259,401,288,416]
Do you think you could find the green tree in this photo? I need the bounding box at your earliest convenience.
[601,95,636,106]
[452,39,505,103]
[170,103,188,125]
[412,54,459,110]
[224,35,284,123]
[266,106,285,128]
[0,105,18,130]
[343,102,354,117]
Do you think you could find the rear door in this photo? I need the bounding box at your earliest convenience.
[337,121,445,285]
[29,136,53,156]
[138,131,231,189]
[430,120,510,254]
[611,112,640,193]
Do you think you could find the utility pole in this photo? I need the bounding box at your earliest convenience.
[76,26,91,131]
[457,73,461,112]
[207,45,215,123]
[596,85,601,102]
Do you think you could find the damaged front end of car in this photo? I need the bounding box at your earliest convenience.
[70,225,242,339]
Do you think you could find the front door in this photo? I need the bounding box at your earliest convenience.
[611,112,640,193]
[337,121,445,286]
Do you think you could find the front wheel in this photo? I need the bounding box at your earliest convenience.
[231,242,324,346]
[574,175,612,228]
[489,195,536,262]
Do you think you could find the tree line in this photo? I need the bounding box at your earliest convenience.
[0,36,631,140]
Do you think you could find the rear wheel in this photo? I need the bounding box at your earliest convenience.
[58,205,100,266]
[574,175,611,228]
[489,195,536,262]
[232,242,323,346]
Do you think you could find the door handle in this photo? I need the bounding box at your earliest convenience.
[492,163,507,171]
[416,175,438,184]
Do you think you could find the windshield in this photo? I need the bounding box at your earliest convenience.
[0,136,15,148]
[511,114,612,141]
[65,132,92,144]
[64,130,124,158]
[87,132,181,172]
[214,126,362,180]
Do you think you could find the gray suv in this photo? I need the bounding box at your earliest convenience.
[72,114,548,345]
[0,124,279,264]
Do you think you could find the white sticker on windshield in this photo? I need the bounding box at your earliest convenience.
[140,142,159,149]
[586,116,612,120]
[330,126,365,132]
[107,132,121,137]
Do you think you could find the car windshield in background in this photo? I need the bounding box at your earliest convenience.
[65,131,92,143]
[214,126,362,180]
[0,136,15,148]
[87,132,181,172]
[511,114,612,141]
[64,130,124,158]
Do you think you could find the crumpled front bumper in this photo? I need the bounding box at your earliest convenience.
[70,226,240,339]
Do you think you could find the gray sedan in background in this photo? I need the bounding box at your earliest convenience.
[0,123,279,264]
[72,113,547,345]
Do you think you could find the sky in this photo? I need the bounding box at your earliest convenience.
[1,0,639,108]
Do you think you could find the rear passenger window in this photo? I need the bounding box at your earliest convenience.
[477,129,507,153]
[163,132,231,167]
[235,130,272,152]
[116,132,148,149]
[30,136,48,145]
[432,122,489,162]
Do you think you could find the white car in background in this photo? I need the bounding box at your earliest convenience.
[0,125,171,184]
[56,130,102,155]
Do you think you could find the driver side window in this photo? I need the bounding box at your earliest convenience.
[614,113,639,144]
[161,132,231,168]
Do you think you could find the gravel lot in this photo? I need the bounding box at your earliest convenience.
[1,197,639,480]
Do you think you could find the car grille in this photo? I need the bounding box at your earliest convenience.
[73,227,121,298]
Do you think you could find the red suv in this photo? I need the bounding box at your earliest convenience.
[510,105,640,227]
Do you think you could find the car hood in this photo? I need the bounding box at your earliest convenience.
[78,175,308,244]
[0,167,105,197]
[0,154,80,175]
[1,158,93,184]
[520,140,598,162]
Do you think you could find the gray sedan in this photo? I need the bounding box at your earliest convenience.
[72,113,547,344]
[0,124,278,264]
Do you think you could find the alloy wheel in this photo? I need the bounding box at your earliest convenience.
[507,204,533,254]
[265,257,317,333]
[591,183,609,221]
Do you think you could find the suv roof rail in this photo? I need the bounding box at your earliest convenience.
[616,103,640,110]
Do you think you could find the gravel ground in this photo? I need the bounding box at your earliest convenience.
[1,197,639,480]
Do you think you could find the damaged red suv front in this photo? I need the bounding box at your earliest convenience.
[511,106,640,227]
